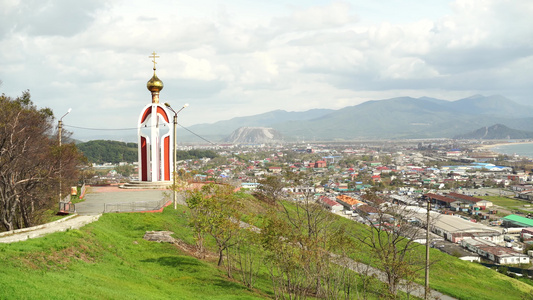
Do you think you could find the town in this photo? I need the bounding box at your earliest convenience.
[87,139,533,274]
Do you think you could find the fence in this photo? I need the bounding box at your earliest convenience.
[479,262,533,277]
[103,197,170,213]
[79,183,87,199]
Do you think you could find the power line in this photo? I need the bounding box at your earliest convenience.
[64,124,143,131]
[177,122,215,145]
[63,123,216,145]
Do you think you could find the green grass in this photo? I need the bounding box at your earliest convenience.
[3,196,533,299]
[424,247,533,300]
[0,208,266,300]
[480,195,533,215]
[481,195,529,208]
[266,200,533,299]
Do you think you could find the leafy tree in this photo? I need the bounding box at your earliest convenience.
[254,175,286,204]
[0,91,84,230]
[78,140,218,164]
[114,164,135,177]
[186,183,243,269]
[77,140,137,164]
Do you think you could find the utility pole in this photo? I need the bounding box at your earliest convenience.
[58,108,71,203]
[164,103,188,209]
[425,197,431,299]
[172,112,177,209]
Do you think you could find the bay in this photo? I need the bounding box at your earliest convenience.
[490,143,533,159]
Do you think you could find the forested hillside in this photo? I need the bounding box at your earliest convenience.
[77,140,137,163]
[77,140,218,163]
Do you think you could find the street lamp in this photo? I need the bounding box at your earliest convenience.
[58,108,71,203]
[58,108,71,147]
[164,103,189,209]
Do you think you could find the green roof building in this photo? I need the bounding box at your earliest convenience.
[502,215,533,227]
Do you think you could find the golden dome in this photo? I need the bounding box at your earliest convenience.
[147,72,164,92]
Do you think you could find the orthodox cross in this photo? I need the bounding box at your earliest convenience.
[149,51,159,70]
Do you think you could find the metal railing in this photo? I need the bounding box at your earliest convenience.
[59,194,75,214]
[103,197,170,213]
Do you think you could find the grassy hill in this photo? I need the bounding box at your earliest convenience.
[0,209,267,300]
[1,197,533,299]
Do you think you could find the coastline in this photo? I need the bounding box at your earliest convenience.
[476,140,533,159]
[477,141,533,151]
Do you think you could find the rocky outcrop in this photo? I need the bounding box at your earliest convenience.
[222,127,283,144]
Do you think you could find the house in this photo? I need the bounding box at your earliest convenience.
[336,194,364,210]
[355,204,380,216]
[446,150,462,157]
[447,192,493,209]
[319,196,343,213]
[511,184,533,192]
[424,193,456,208]
[517,191,533,201]
[461,238,529,265]
[314,160,327,168]
[285,186,315,194]
[241,182,259,190]
[521,228,533,243]
[268,166,282,174]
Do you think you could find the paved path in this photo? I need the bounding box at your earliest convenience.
[332,255,456,300]
[76,186,169,215]
[0,214,101,243]
[237,220,455,300]
[0,186,169,243]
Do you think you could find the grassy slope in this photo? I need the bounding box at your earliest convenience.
[2,196,533,299]
[0,208,266,300]
[334,212,533,300]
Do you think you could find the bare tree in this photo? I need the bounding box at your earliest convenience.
[353,192,427,297]
[259,173,357,299]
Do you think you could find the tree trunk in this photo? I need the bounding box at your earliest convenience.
[218,249,224,266]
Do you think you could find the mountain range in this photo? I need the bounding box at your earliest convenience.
[177,94,533,142]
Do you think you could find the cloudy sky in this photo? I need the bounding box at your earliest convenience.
[1,0,532,141]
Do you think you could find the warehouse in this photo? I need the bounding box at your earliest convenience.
[502,214,533,228]
[406,206,502,243]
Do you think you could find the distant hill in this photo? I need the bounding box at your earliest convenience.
[184,109,333,142]
[174,95,533,142]
[453,124,533,139]
[222,127,284,144]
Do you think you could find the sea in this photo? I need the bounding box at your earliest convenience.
[489,143,533,159]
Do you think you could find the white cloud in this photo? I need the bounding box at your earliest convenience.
[273,1,358,32]
[0,0,532,141]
